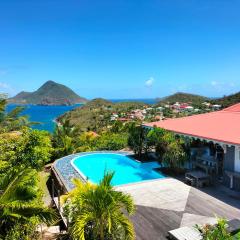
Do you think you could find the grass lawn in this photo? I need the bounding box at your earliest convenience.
[38,171,51,206]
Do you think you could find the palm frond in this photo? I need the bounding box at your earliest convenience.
[65,172,136,240]
[0,168,38,203]
[112,212,135,240]
[111,191,135,215]
[71,212,94,240]
[6,106,26,119]
[99,171,114,188]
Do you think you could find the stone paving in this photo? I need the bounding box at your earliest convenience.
[117,178,240,240]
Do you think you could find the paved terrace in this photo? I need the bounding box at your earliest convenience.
[117,178,240,240]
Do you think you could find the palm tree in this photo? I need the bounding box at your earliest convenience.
[0,167,57,237]
[63,172,135,240]
[128,124,147,158]
[54,118,76,139]
[53,119,77,157]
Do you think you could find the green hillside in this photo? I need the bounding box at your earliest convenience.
[211,91,240,107]
[8,80,87,105]
[84,98,113,109]
[157,92,209,105]
[58,98,146,132]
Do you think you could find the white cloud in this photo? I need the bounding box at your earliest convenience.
[145,77,154,87]
[0,82,15,97]
[211,81,218,86]
[0,82,10,89]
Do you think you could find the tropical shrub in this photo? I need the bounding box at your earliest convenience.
[0,128,52,170]
[17,129,53,169]
[111,120,124,133]
[0,168,57,239]
[162,138,187,168]
[52,119,77,158]
[147,127,167,159]
[197,218,232,240]
[95,132,128,151]
[4,219,40,240]
[128,125,149,158]
[74,131,99,152]
[144,127,187,168]
[0,132,20,173]
[63,172,135,240]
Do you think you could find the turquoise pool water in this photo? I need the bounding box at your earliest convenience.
[71,153,165,186]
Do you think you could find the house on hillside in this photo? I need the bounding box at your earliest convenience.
[144,103,240,191]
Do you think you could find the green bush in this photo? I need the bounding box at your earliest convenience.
[0,129,52,170]
[95,132,128,151]
[197,218,232,240]
[4,220,40,240]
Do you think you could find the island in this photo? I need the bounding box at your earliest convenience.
[8,80,87,106]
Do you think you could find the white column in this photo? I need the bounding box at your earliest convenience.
[230,175,233,189]
[234,146,240,172]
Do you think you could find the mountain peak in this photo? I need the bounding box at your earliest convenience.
[8,81,87,106]
[44,80,56,85]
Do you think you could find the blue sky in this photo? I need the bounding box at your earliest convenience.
[0,0,240,99]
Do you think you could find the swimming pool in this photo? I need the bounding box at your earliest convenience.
[71,153,165,186]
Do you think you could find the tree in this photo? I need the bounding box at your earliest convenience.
[52,119,77,158]
[95,132,128,151]
[153,129,186,169]
[74,131,98,152]
[0,129,52,171]
[143,127,187,168]
[146,127,167,159]
[0,168,57,239]
[111,120,124,133]
[54,118,77,140]
[55,135,76,157]
[162,138,187,169]
[128,125,148,158]
[18,129,53,169]
[63,172,135,240]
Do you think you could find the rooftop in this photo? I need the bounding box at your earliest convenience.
[144,103,240,146]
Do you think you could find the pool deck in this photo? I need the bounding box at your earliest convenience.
[52,152,240,239]
[117,178,240,240]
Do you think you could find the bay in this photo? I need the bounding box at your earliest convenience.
[6,99,156,132]
[6,104,82,132]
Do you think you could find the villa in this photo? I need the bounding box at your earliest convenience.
[144,103,240,191]
[51,152,240,240]
[50,104,240,239]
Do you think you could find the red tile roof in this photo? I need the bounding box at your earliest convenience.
[144,103,240,145]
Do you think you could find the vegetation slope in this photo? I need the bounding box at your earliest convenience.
[58,98,146,132]
[157,92,209,105]
[211,91,240,108]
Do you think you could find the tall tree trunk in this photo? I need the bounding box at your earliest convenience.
[100,223,104,240]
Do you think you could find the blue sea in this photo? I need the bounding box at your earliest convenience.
[6,104,81,132]
[6,99,156,132]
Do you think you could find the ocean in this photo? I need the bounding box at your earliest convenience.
[6,99,157,132]
[6,104,81,132]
